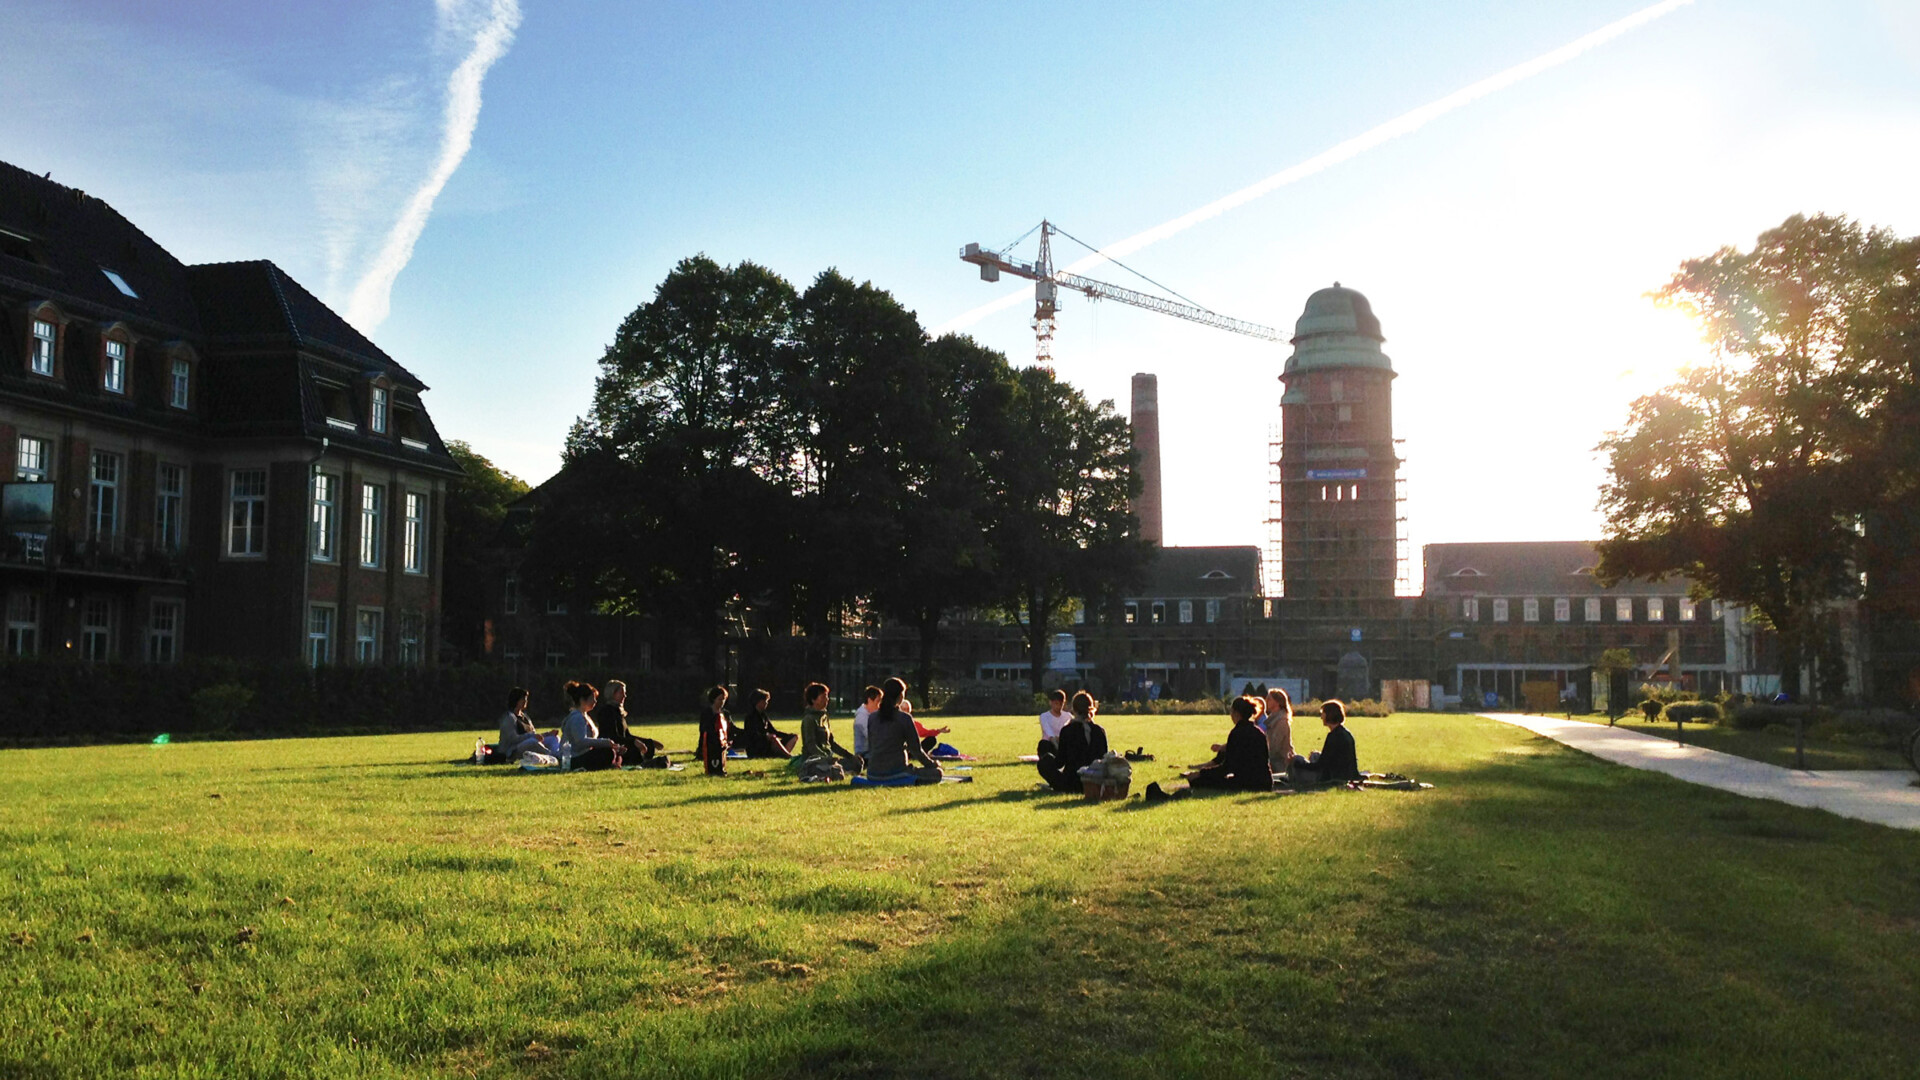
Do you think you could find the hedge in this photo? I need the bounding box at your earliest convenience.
[0,659,716,745]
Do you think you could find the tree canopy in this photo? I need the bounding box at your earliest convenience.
[1596,214,1919,696]
[440,441,531,661]
[524,255,1147,693]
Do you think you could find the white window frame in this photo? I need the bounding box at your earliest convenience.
[1616,598,1634,622]
[546,595,568,616]
[1585,597,1602,622]
[545,650,565,670]
[1124,602,1138,625]
[103,339,127,394]
[81,597,113,662]
[398,612,423,667]
[1492,598,1509,623]
[1554,597,1571,622]
[6,592,39,656]
[359,483,384,568]
[1711,600,1725,621]
[1680,598,1697,621]
[1178,599,1193,624]
[228,468,268,557]
[15,435,50,481]
[370,387,389,434]
[1648,597,1665,622]
[155,463,186,551]
[307,604,336,667]
[1522,598,1540,623]
[89,450,121,539]
[402,491,427,574]
[1463,598,1479,621]
[1205,599,1219,624]
[148,599,181,663]
[30,319,56,376]
[311,472,339,562]
[503,574,519,615]
[355,608,383,663]
[170,358,191,409]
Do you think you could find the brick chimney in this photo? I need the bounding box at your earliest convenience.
[1131,372,1163,545]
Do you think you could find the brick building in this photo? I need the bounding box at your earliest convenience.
[0,161,459,665]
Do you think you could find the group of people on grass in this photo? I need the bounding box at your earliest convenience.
[494,676,1361,796]
[1033,685,1361,799]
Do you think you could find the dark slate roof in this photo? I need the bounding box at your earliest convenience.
[187,260,427,389]
[0,160,201,337]
[1132,545,1264,599]
[1422,541,1695,597]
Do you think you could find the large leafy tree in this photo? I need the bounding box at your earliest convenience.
[1595,214,1906,696]
[439,440,531,660]
[986,365,1152,693]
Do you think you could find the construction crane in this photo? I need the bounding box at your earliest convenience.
[960,220,1282,368]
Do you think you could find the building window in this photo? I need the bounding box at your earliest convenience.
[1711,600,1724,621]
[1679,598,1697,621]
[311,473,339,562]
[1554,597,1571,622]
[81,598,113,661]
[546,651,564,670]
[6,593,39,656]
[307,605,335,667]
[1337,403,1352,422]
[355,609,383,663]
[546,596,568,616]
[170,359,191,409]
[360,483,385,567]
[1463,598,1479,621]
[1124,602,1138,625]
[148,600,181,663]
[1522,598,1540,623]
[1151,601,1166,625]
[1616,598,1634,622]
[398,613,423,666]
[1205,599,1219,623]
[1492,598,1509,623]
[1648,597,1665,621]
[1073,605,1085,625]
[370,387,389,434]
[1179,600,1194,624]
[89,451,121,538]
[100,267,138,297]
[504,575,519,615]
[403,491,427,574]
[103,339,127,394]
[228,469,268,556]
[1585,597,1602,622]
[15,435,50,481]
[155,464,186,551]
[30,319,56,376]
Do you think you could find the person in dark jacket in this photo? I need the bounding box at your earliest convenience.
[1185,696,1273,791]
[865,678,943,784]
[1038,690,1109,792]
[592,679,666,766]
[1291,699,1361,784]
[736,688,797,758]
[697,685,731,776]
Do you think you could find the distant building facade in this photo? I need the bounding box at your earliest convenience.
[0,161,459,666]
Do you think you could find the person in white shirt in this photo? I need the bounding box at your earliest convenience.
[1038,689,1070,745]
[851,684,881,756]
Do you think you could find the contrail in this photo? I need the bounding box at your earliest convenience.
[933,0,1697,335]
[346,0,522,332]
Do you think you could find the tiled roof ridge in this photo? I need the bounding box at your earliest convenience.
[0,160,187,276]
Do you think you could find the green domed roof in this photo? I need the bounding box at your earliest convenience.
[1282,282,1394,378]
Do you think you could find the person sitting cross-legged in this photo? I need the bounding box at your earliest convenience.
[559,681,621,771]
[737,688,798,758]
[1291,699,1362,785]
[1168,695,1272,795]
[864,678,942,785]
[795,681,862,782]
[497,685,557,761]
[1038,690,1108,793]
[592,679,667,767]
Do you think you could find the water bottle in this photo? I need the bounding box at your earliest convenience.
[473,738,487,765]
[560,741,573,771]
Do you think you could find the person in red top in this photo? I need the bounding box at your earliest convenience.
[901,696,954,754]
[698,685,731,776]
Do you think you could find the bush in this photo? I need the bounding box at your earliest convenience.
[189,683,255,734]
[936,683,1043,716]
[1730,703,1819,731]
[1639,700,1663,722]
[1663,701,1721,725]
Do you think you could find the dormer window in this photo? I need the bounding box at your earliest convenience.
[318,380,358,430]
[1201,569,1232,580]
[1,229,42,265]
[30,319,56,376]
[1450,567,1483,578]
[103,339,127,394]
[100,267,139,298]
[1572,566,1596,575]
[170,358,191,409]
[370,386,389,434]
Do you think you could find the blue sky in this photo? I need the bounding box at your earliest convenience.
[5,0,1917,576]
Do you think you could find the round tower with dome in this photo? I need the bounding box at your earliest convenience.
[1274,283,1401,605]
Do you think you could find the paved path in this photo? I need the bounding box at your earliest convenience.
[1480,712,1920,832]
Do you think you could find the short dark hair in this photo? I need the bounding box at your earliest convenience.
[751,688,771,707]
[564,680,597,705]
[863,685,882,702]
[705,685,728,706]
[1321,699,1347,725]
[803,682,828,707]
[1048,689,1067,703]
[505,686,529,710]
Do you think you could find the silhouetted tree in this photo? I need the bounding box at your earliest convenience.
[439,440,530,660]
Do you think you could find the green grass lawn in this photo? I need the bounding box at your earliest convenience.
[1566,712,1915,771]
[5,712,1920,1079]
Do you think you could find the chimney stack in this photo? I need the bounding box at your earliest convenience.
[1130,372,1163,545]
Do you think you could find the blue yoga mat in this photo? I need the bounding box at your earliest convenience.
[849,773,920,787]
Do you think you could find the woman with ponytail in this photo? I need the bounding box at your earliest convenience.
[1038,690,1108,793]
[864,677,943,784]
